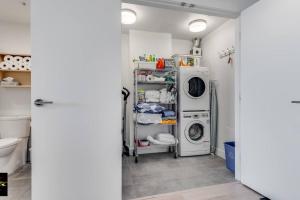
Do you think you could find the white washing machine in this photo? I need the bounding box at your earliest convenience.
[178,67,210,112]
[178,111,210,156]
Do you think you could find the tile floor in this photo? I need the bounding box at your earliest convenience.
[132,182,262,200]
[0,164,31,200]
[123,153,235,200]
[2,154,235,200]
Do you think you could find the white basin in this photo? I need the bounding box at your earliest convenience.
[0,138,20,157]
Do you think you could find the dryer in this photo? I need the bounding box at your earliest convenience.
[178,67,209,112]
[178,111,210,156]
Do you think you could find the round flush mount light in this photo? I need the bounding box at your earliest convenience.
[188,19,207,32]
[121,9,137,25]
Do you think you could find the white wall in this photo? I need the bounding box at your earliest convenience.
[172,39,193,55]
[0,21,31,115]
[0,88,31,115]
[122,31,192,152]
[201,19,236,158]
[0,21,31,54]
[240,0,300,199]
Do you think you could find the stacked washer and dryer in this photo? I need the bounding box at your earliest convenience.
[178,66,211,156]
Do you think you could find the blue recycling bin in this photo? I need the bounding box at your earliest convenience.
[224,141,235,173]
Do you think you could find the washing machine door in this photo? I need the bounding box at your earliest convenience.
[185,121,205,144]
[184,75,207,99]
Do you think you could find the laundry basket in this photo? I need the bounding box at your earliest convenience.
[224,141,235,173]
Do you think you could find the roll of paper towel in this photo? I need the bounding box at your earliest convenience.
[25,65,31,71]
[10,63,19,70]
[13,56,23,65]
[18,63,27,71]
[0,62,11,70]
[23,57,31,65]
[4,55,14,64]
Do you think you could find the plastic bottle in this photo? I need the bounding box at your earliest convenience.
[152,55,156,62]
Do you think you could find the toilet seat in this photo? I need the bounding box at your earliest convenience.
[0,138,20,149]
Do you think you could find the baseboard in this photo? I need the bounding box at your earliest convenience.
[216,147,225,159]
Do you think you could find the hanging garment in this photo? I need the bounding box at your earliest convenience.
[210,81,218,155]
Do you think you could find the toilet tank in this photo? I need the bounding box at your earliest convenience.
[0,115,31,138]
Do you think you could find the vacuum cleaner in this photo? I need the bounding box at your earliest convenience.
[122,87,130,156]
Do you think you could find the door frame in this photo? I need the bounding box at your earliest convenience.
[122,0,243,181]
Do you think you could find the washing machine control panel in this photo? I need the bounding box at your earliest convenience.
[183,113,209,119]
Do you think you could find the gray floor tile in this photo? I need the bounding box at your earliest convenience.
[123,154,235,200]
[0,164,31,200]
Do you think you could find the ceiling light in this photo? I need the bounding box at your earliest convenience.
[121,9,137,25]
[188,19,207,32]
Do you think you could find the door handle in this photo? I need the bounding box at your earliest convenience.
[34,99,53,106]
[291,101,300,104]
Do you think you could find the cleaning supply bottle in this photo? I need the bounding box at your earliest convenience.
[152,55,156,62]
[149,54,153,62]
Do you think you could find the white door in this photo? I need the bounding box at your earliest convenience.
[240,0,300,199]
[31,1,121,200]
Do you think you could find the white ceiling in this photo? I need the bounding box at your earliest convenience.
[122,3,228,40]
[125,0,260,18]
[0,0,259,39]
[0,0,30,24]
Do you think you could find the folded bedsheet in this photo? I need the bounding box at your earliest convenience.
[145,90,160,102]
[137,113,162,124]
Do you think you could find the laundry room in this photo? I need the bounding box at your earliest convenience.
[121,2,237,200]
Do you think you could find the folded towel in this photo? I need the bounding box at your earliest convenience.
[137,113,162,125]
[160,88,173,103]
[1,81,19,86]
[157,133,174,139]
[145,90,160,102]
[2,77,15,82]
[147,136,175,145]
[160,119,176,125]
[146,75,165,82]
[162,110,175,117]
[162,116,176,120]
[156,133,176,144]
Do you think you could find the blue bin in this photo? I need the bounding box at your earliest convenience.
[224,141,235,173]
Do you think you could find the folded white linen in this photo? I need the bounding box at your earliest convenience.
[137,113,162,124]
[157,133,175,140]
[160,88,172,103]
[146,98,160,103]
[147,136,174,145]
[156,133,176,144]
[145,90,160,103]
[145,90,160,99]
[146,75,165,82]
[2,77,15,82]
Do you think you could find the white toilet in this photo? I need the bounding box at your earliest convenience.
[0,115,30,174]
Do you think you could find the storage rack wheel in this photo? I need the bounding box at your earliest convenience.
[135,156,138,163]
